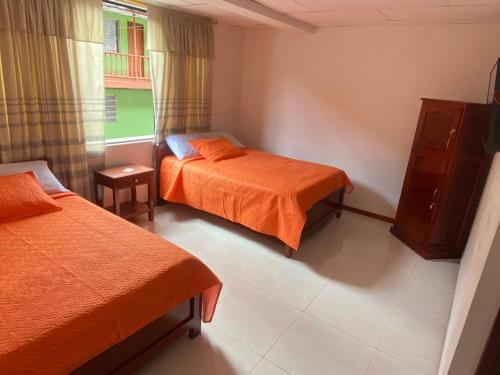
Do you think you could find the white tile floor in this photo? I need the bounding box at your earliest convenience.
[133,204,459,375]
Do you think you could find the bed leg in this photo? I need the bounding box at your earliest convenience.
[336,187,345,218]
[156,196,166,206]
[188,295,202,339]
[285,246,294,258]
[188,327,201,339]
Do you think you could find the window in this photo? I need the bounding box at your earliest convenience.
[105,95,117,123]
[103,2,154,142]
[104,19,119,53]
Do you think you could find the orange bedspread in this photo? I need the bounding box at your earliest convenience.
[160,148,352,250]
[0,194,221,374]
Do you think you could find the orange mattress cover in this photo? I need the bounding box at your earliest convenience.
[0,193,221,374]
[160,148,352,250]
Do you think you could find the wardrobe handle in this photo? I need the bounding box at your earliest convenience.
[429,188,438,211]
[446,128,456,150]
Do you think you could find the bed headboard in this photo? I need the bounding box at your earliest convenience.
[155,142,174,204]
[0,158,53,172]
[156,142,174,168]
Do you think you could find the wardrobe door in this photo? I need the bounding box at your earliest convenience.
[414,102,463,153]
[395,147,449,248]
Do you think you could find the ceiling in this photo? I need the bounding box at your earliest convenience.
[150,0,500,29]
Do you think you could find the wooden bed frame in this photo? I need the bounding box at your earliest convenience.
[155,142,345,258]
[3,158,204,374]
[73,295,201,374]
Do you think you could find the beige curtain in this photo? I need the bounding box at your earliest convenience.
[147,5,214,143]
[0,0,105,198]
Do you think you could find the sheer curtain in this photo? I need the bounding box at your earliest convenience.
[0,0,105,198]
[147,5,214,143]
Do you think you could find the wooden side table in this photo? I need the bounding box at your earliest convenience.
[94,164,154,221]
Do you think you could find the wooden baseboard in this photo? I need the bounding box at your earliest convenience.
[343,205,395,224]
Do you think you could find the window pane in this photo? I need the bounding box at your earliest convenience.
[104,19,119,53]
[104,89,154,140]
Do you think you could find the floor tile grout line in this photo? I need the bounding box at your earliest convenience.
[304,311,386,350]
[245,357,264,375]
[372,255,438,374]
[215,280,247,308]
[236,229,370,313]
[245,278,327,311]
[212,283,303,357]
[204,324,274,373]
[240,281,304,311]
[209,231,372,361]
[208,251,277,300]
[360,226,421,374]
[217,278,246,304]
[208,324,265,359]
[396,304,452,330]
[363,348,378,375]
[233,235,389,363]
[244,282,304,351]
[256,232,377,371]
[365,230,453,375]
[154,210,445,374]
[246,357,292,375]
[395,259,457,329]
[301,310,379,350]
[247,356,264,375]
[386,259,452,329]
[261,309,303,359]
[375,255,418,348]
[298,230,373,316]
[253,267,326,359]
[373,349,432,375]
[331,227,378,278]
[214,232,377,359]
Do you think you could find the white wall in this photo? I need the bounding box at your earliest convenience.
[238,24,500,217]
[212,22,244,134]
[102,22,244,204]
[439,154,500,375]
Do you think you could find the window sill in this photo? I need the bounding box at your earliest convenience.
[105,135,155,146]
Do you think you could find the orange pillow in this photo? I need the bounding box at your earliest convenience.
[0,172,62,224]
[189,137,245,162]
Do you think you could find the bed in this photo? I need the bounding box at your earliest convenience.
[0,163,222,374]
[156,141,352,257]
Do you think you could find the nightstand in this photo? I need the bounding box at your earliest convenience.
[94,164,154,221]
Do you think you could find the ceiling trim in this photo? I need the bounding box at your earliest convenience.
[210,0,317,32]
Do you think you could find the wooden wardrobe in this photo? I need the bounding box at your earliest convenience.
[391,98,492,259]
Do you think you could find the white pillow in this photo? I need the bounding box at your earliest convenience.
[0,160,69,194]
[166,132,244,160]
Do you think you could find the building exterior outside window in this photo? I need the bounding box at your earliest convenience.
[103,8,153,141]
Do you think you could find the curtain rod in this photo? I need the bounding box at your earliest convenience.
[104,0,218,24]
[104,0,146,14]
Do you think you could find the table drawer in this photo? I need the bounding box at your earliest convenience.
[115,171,153,188]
